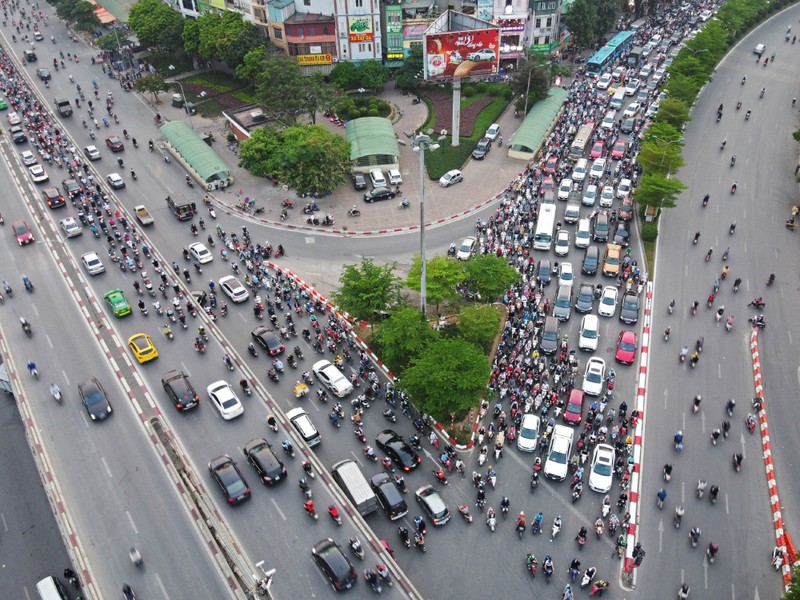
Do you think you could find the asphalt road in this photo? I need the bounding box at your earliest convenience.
[634,6,800,599]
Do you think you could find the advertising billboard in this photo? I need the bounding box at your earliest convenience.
[349,17,374,43]
[297,54,333,66]
[424,28,500,80]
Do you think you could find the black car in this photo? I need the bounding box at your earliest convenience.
[575,283,595,313]
[23,49,37,62]
[311,538,357,591]
[363,186,396,203]
[471,137,492,160]
[619,290,640,324]
[552,285,573,322]
[375,429,421,472]
[78,378,112,421]
[208,455,251,505]
[620,117,636,134]
[251,326,285,356]
[538,259,552,285]
[540,316,559,354]
[370,473,408,520]
[352,173,367,190]
[243,437,286,486]
[36,68,51,81]
[582,245,600,275]
[592,212,610,242]
[42,186,66,208]
[618,196,634,222]
[61,178,82,199]
[10,126,27,144]
[161,369,199,411]
[613,221,631,247]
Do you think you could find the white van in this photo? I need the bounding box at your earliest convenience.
[544,424,574,480]
[36,576,69,600]
[609,88,626,111]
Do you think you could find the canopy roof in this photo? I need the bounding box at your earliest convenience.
[160,121,232,183]
[508,87,569,154]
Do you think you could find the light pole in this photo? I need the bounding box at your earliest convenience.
[168,65,193,129]
[412,134,439,318]
[253,560,276,599]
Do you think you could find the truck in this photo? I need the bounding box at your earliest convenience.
[331,459,378,516]
[54,97,73,117]
[134,205,154,226]
[626,47,644,68]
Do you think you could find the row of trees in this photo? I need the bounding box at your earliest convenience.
[562,0,621,49]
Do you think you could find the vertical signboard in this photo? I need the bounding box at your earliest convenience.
[477,0,493,23]
[349,16,374,42]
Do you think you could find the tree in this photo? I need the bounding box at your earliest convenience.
[669,54,711,87]
[463,254,520,301]
[236,47,269,85]
[401,338,489,420]
[562,0,597,49]
[509,58,551,114]
[664,72,701,106]
[394,45,423,91]
[458,305,501,352]
[134,73,171,103]
[373,307,439,374]
[654,98,691,129]
[406,255,464,313]
[182,18,201,57]
[57,0,100,33]
[635,173,686,210]
[782,567,800,599]
[331,258,401,328]
[96,31,133,52]
[295,72,333,125]
[128,0,184,52]
[359,60,390,89]
[220,20,267,69]
[330,61,360,91]
[253,54,307,125]
[592,0,620,43]
[637,140,685,176]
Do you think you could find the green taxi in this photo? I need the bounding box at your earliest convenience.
[104,288,131,317]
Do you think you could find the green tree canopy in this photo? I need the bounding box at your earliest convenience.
[128,0,184,52]
[182,18,201,57]
[782,567,800,599]
[562,0,597,48]
[401,338,489,420]
[96,31,133,52]
[458,305,502,353]
[374,307,439,374]
[331,258,401,327]
[394,45,423,91]
[635,173,686,210]
[406,255,464,313]
[51,0,100,32]
[669,54,711,87]
[134,73,171,103]
[509,57,551,114]
[463,254,521,301]
[664,72,701,106]
[254,55,332,125]
[638,122,685,175]
[220,20,267,69]
[654,98,691,130]
[236,47,269,85]
[592,0,620,43]
[359,60,390,89]
[330,61,360,91]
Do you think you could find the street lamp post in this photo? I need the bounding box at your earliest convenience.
[412,134,439,318]
[253,560,276,599]
[168,65,193,129]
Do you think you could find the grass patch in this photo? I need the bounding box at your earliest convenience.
[182,71,242,92]
[643,238,655,276]
[147,52,193,76]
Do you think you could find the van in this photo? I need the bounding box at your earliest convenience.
[564,203,581,225]
[286,407,321,447]
[609,88,626,111]
[331,459,378,516]
[166,195,193,221]
[36,576,69,600]
[544,424,574,480]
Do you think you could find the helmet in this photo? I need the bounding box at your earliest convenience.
[298,478,306,485]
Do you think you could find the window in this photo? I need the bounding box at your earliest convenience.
[546,17,552,27]
[309,27,315,35]
[304,0,310,4]
[535,18,541,28]
[355,0,363,6]
[297,27,303,36]
[323,26,329,34]
[272,27,283,40]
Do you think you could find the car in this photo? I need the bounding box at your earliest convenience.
[369,168,387,188]
[251,326,284,356]
[161,369,199,411]
[415,484,450,525]
[20,150,37,166]
[60,217,82,238]
[61,179,81,199]
[754,43,765,56]
[589,141,604,159]
[554,229,570,256]
[0,96,7,110]
[645,101,660,118]
[33,30,44,41]
[103,288,130,317]
[592,212,610,242]
[613,221,631,247]
[544,155,559,173]
[563,389,585,425]
[7,111,21,126]
[352,172,368,190]
[575,282,594,313]
[636,89,650,105]
[243,437,286,485]
[106,173,125,189]
[311,538,357,591]
[370,472,409,520]
[638,65,652,79]
[540,316,560,355]
[562,201,579,225]
[36,67,51,81]
[601,111,616,130]
[611,140,627,160]
[611,66,626,81]
[128,333,158,363]
[582,184,598,207]
[699,9,712,21]
[579,314,600,351]
[472,137,491,160]
[22,49,37,62]
[85,145,102,161]
[188,241,213,264]
[467,48,497,61]
[517,414,541,452]
[544,427,572,480]
[12,220,35,246]
[625,79,640,96]
[29,164,49,183]
[218,275,249,303]
[618,196,634,221]
[596,73,612,89]
[454,236,477,260]
[78,378,112,421]
[653,67,666,83]
[558,178,573,200]
[541,176,555,199]
[312,359,354,397]
[439,169,463,187]
[598,286,618,317]
[553,284,573,321]
[10,125,27,144]
[287,407,321,447]
[376,429,421,472]
[485,123,501,141]
[582,245,599,275]
[582,357,606,396]
[600,185,615,208]
[538,259,552,285]
[647,78,659,92]
[42,186,65,208]
[571,159,588,182]
[105,136,124,152]
[79,251,104,275]
[616,330,637,364]
[363,186,396,203]
[620,118,636,134]
[558,262,574,288]
[387,169,402,185]
[603,243,622,276]
[588,444,615,493]
[206,380,244,420]
[619,290,640,324]
[575,218,591,248]
[208,455,251,505]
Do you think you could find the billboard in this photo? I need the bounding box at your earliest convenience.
[424,28,500,80]
[297,54,333,66]
[348,17,374,43]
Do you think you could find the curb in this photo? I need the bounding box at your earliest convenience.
[750,328,796,589]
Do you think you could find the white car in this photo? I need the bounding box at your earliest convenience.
[574,219,591,249]
[623,103,641,118]
[29,165,48,183]
[60,217,82,238]
[582,184,597,207]
[558,262,574,288]
[625,79,641,96]
[578,314,600,351]
[646,101,660,118]
[611,66,626,81]
[21,150,37,166]
[456,236,477,260]
[590,158,606,180]
[85,145,102,161]
[554,229,570,256]
[617,178,632,198]
[600,186,615,207]
[467,48,497,62]
[7,111,21,125]
[571,159,588,182]
[638,65,652,79]
[81,251,105,275]
[485,123,500,141]
[558,178,573,200]
[188,241,213,264]
[517,414,541,452]
[387,169,402,185]
[653,68,666,83]
[598,286,619,317]
[369,168,387,188]
[582,357,606,396]
[601,111,616,131]
[439,169,463,187]
[218,275,249,303]
[106,173,125,189]
[207,380,244,420]
[596,73,612,90]
[312,360,353,397]
[589,444,616,493]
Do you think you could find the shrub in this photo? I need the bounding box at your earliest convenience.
[475,82,488,93]
[502,87,513,99]
[462,85,476,97]
[368,108,379,117]
[641,223,659,242]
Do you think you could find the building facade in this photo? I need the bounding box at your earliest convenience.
[529,0,561,53]
[334,0,383,63]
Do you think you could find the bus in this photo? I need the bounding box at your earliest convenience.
[569,123,595,159]
[534,204,557,251]
[586,31,635,75]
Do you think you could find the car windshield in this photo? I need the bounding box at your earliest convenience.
[594,461,612,476]
[14,224,27,234]
[620,339,635,351]
[84,388,104,406]
[606,256,619,265]
[587,370,602,383]
[556,297,570,308]
[602,295,614,305]
[520,426,536,440]
[623,298,638,310]
[583,328,597,339]
[567,402,581,414]
[550,449,567,464]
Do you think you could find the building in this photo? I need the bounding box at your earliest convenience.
[492,0,530,69]
[284,11,337,73]
[529,0,561,53]
[335,0,383,63]
[382,0,404,67]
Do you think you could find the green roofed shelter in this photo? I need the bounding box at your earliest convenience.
[160,121,234,191]
[507,87,569,161]
[345,117,400,171]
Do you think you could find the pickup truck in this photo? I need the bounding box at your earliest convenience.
[134,205,154,226]
[54,97,72,117]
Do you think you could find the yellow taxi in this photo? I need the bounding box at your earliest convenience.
[128,333,158,364]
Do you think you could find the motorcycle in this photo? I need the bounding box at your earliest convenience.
[458,503,473,523]
[328,504,342,526]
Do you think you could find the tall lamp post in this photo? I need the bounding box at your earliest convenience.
[412,133,439,318]
[168,65,194,129]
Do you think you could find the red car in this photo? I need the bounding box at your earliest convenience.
[563,389,585,425]
[105,136,124,152]
[12,220,35,245]
[611,140,627,160]
[589,142,605,159]
[541,176,555,195]
[615,330,638,364]
[544,155,558,174]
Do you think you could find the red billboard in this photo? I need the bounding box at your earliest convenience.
[424,28,500,81]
